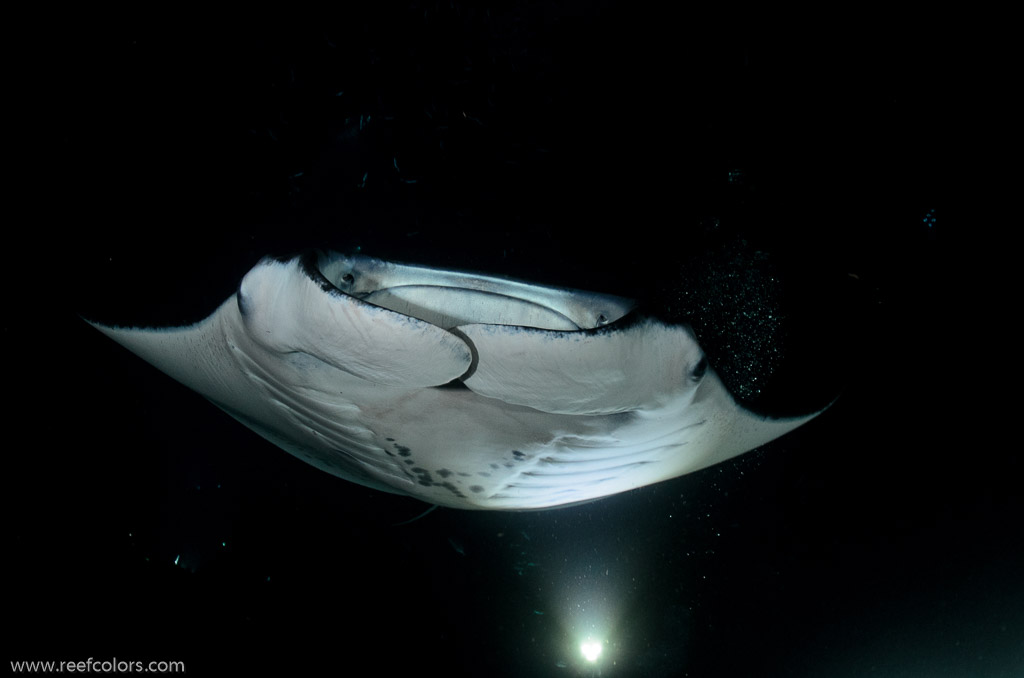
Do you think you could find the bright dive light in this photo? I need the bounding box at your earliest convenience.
[580,639,603,663]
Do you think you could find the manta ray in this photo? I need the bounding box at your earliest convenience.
[91,251,820,510]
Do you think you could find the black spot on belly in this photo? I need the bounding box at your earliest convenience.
[489,463,500,470]
[437,469,453,479]
[411,467,434,487]
[439,481,466,498]
[395,445,411,457]
[469,485,484,493]
[512,450,525,460]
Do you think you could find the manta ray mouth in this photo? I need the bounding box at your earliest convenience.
[304,250,636,332]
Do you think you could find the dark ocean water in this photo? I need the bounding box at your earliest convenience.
[9,10,1018,677]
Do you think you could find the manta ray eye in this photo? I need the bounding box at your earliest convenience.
[340,273,355,286]
[690,357,708,382]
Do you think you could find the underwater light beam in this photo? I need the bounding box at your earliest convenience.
[581,639,603,663]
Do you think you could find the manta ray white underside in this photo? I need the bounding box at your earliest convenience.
[92,251,819,510]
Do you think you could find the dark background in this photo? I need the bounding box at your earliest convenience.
[8,8,1019,677]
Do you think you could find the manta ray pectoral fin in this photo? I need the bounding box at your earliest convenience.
[457,319,707,415]
[88,255,475,402]
[237,256,473,387]
[88,309,240,403]
[680,371,827,473]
